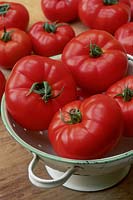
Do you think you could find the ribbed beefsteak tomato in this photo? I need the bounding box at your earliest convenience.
[5,55,77,131]
[62,29,128,94]
[0,27,32,69]
[41,0,79,22]
[48,94,123,159]
[78,0,131,34]
[28,21,75,57]
[0,1,29,31]
[106,75,133,137]
[114,22,133,56]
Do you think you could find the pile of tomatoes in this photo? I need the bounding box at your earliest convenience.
[0,0,133,160]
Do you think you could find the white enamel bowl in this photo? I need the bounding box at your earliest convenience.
[1,55,133,192]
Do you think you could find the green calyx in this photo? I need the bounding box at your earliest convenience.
[1,27,12,42]
[43,21,66,33]
[26,81,64,103]
[0,3,10,15]
[89,43,103,58]
[43,22,57,33]
[103,0,119,5]
[115,87,133,102]
[60,108,82,124]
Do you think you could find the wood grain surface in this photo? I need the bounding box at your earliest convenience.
[0,1,132,200]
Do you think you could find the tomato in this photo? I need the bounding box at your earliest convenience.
[48,94,123,160]
[114,22,133,56]
[5,55,77,131]
[0,70,6,101]
[62,29,128,94]
[78,0,131,34]
[130,0,133,20]
[0,27,32,69]
[106,75,133,137]
[28,21,75,57]
[76,87,90,100]
[0,2,29,31]
[41,0,79,22]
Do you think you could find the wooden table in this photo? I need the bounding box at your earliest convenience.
[0,1,132,199]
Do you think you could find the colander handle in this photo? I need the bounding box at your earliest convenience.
[28,153,76,188]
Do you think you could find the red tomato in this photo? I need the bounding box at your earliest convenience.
[28,21,75,57]
[48,94,123,160]
[76,87,91,100]
[130,0,133,20]
[78,0,131,34]
[62,29,128,94]
[106,75,133,137]
[114,22,133,56]
[41,0,79,22]
[0,27,32,69]
[5,55,77,131]
[0,2,29,31]
[0,70,6,101]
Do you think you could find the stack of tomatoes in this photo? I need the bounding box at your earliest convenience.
[0,0,133,160]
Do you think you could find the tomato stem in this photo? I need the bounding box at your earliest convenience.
[0,26,13,42]
[0,3,10,15]
[115,87,133,102]
[60,108,82,124]
[103,0,119,5]
[26,81,64,103]
[43,22,57,33]
[89,43,103,57]
[43,21,67,33]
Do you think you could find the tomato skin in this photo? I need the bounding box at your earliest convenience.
[28,21,75,57]
[5,55,77,131]
[106,75,133,137]
[48,94,123,160]
[0,28,32,69]
[78,0,131,34]
[41,0,79,22]
[76,87,91,100]
[62,29,128,94]
[114,22,133,56]
[0,70,6,101]
[130,0,133,20]
[0,2,29,31]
